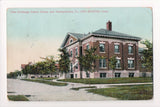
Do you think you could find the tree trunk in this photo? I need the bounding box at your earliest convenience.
[112,70,115,78]
[80,70,83,79]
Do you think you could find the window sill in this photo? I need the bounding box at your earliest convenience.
[100,52,105,53]
[128,68,135,70]
[99,67,107,69]
[128,53,134,55]
[114,52,120,54]
[116,68,122,70]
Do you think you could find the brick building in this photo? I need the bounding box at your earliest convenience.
[61,21,141,78]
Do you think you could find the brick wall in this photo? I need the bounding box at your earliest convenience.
[83,37,139,72]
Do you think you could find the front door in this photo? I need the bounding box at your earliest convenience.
[70,74,74,78]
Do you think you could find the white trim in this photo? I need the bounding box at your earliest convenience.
[116,57,121,59]
[128,57,134,60]
[99,41,105,44]
[114,42,120,45]
[128,43,134,46]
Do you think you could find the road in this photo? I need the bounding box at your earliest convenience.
[7,79,116,101]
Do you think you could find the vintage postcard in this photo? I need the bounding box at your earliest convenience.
[6,7,153,102]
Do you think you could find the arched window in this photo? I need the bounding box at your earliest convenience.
[70,38,73,44]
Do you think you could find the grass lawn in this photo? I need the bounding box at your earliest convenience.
[8,95,29,101]
[71,86,97,91]
[58,77,153,84]
[21,79,67,86]
[87,84,153,100]
[36,77,57,80]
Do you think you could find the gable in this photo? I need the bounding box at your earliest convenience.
[61,33,78,48]
[65,35,78,46]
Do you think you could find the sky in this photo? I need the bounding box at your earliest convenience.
[7,7,152,73]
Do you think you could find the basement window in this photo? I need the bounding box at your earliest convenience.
[100,73,106,78]
[115,73,121,78]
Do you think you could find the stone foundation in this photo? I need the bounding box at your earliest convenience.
[64,70,140,79]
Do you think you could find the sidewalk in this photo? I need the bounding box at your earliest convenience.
[53,79,153,89]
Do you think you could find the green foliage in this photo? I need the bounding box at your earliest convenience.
[22,64,31,75]
[8,95,29,101]
[58,77,152,84]
[40,56,57,75]
[87,84,153,100]
[7,70,22,78]
[58,48,70,73]
[78,47,100,74]
[140,40,153,72]
[21,56,57,75]
[109,55,117,70]
[21,79,67,86]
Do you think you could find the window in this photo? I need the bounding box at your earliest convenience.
[70,63,73,72]
[128,60,134,69]
[114,45,120,53]
[70,50,72,57]
[129,73,134,77]
[99,43,105,52]
[86,44,89,50]
[70,39,73,44]
[99,59,106,68]
[70,74,74,78]
[75,48,78,56]
[116,59,121,69]
[128,45,133,54]
[100,73,106,78]
[115,73,121,78]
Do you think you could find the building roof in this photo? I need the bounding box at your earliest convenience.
[92,29,141,41]
[61,32,87,47]
[68,32,87,39]
[61,28,141,48]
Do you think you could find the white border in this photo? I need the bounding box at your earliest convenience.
[1,0,160,107]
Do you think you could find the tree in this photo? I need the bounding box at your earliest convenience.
[7,70,22,78]
[41,56,56,76]
[22,64,32,75]
[140,40,153,72]
[109,55,117,78]
[58,48,70,78]
[78,47,100,80]
[36,61,45,75]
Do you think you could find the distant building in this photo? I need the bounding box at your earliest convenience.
[21,62,32,70]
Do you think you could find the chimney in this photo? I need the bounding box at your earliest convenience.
[106,20,112,31]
